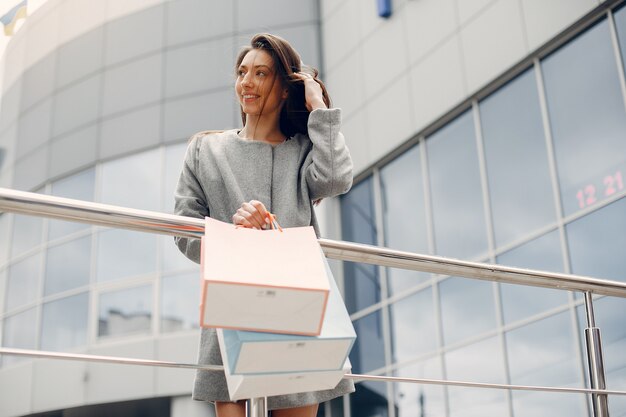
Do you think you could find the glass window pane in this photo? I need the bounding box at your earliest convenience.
[161,272,199,332]
[2,308,37,367]
[507,312,581,386]
[380,145,430,295]
[341,178,380,313]
[100,148,161,211]
[445,337,507,417]
[439,277,496,345]
[10,214,43,257]
[497,230,568,324]
[98,285,152,338]
[350,309,385,374]
[41,293,89,351]
[45,236,91,295]
[48,168,95,240]
[389,288,437,364]
[6,252,42,311]
[542,19,626,216]
[427,111,488,260]
[506,312,585,417]
[164,142,187,213]
[96,229,157,283]
[394,357,445,417]
[480,69,556,248]
[350,381,389,417]
[566,197,626,282]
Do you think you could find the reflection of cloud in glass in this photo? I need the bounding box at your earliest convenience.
[497,230,568,324]
[506,312,580,387]
[395,357,445,417]
[389,288,437,364]
[567,197,626,282]
[542,20,626,216]
[480,69,555,248]
[439,277,496,345]
[445,337,507,417]
[427,111,488,260]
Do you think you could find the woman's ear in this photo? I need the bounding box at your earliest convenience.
[282,88,289,100]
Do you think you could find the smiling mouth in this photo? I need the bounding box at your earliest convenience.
[242,94,259,102]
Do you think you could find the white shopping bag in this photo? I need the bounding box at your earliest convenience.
[200,217,329,336]
[221,358,351,401]
[217,253,355,375]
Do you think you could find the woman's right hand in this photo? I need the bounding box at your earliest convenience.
[232,200,270,230]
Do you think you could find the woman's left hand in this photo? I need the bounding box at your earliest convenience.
[294,72,327,112]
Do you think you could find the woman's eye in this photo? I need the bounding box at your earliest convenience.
[237,70,245,76]
[256,71,266,77]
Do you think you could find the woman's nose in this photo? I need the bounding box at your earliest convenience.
[242,72,254,87]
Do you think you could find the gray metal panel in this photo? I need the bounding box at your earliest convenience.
[52,75,101,138]
[165,0,234,46]
[56,26,105,89]
[49,125,98,178]
[100,105,161,159]
[16,99,52,159]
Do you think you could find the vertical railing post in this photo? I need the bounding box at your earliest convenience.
[247,397,268,417]
[584,292,609,417]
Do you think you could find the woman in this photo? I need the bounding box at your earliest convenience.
[174,33,354,416]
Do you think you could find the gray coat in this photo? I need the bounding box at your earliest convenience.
[174,108,355,409]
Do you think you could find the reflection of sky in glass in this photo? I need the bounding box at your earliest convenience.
[2,308,37,366]
[100,147,161,211]
[45,236,91,295]
[10,214,42,257]
[614,6,626,81]
[445,337,507,417]
[389,288,437,364]
[497,230,568,324]
[97,229,157,282]
[439,277,496,345]
[507,312,580,386]
[480,69,555,248]
[394,356,445,417]
[350,309,385,374]
[98,285,152,337]
[380,145,430,294]
[341,178,380,313]
[6,252,42,311]
[511,391,587,417]
[161,272,199,332]
[164,142,187,213]
[48,168,95,240]
[427,111,488,260]
[567,197,626,282]
[542,19,626,216]
[41,293,89,351]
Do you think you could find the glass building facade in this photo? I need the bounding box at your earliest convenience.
[341,5,626,417]
[0,1,625,417]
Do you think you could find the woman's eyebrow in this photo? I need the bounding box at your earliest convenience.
[239,64,273,70]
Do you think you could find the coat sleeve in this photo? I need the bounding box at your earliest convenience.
[173,137,208,264]
[304,108,354,200]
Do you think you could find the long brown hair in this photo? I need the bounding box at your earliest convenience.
[235,33,332,138]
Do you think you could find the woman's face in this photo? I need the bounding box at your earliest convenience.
[236,49,288,120]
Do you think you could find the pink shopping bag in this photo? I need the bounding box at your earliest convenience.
[200,217,330,336]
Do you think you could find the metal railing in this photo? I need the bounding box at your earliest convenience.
[1,187,626,417]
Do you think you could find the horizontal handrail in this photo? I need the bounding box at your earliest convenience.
[1,348,625,397]
[1,187,626,297]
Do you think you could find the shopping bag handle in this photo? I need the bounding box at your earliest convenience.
[234,212,283,232]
